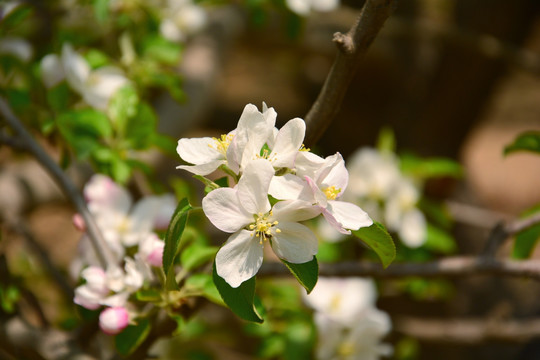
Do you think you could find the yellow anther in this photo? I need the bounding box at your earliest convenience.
[299,144,310,152]
[275,229,281,233]
[210,134,234,156]
[323,186,341,200]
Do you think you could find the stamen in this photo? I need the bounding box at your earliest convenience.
[323,185,341,200]
[210,134,234,156]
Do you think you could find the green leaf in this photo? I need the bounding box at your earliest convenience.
[123,103,156,150]
[184,273,223,305]
[400,153,463,179]
[135,289,162,302]
[108,85,139,129]
[110,156,131,184]
[57,108,112,138]
[46,83,70,112]
[353,222,396,268]
[180,244,218,271]
[163,198,192,290]
[504,131,540,155]
[142,35,182,65]
[512,223,540,259]
[93,0,110,22]
[84,48,109,69]
[212,261,263,323]
[281,257,318,293]
[115,318,151,356]
[423,224,456,254]
[151,133,177,156]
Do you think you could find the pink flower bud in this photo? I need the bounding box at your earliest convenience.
[146,244,164,267]
[99,307,130,335]
[72,213,86,232]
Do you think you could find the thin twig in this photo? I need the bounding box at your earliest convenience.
[304,0,396,146]
[483,210,540,257]
[0,97,115,268]
[395,315,540,344]
[259,256,540,280]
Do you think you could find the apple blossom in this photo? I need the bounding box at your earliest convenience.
[270,153,372,234]
[159,0,207,43]
[83,174,176,248]
[99,306,130,335]
[202,159,320,287]
[286,0,340,16]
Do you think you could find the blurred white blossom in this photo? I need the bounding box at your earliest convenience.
[159,0,207,42]
[0,37,33,63]
[286,0,340,16]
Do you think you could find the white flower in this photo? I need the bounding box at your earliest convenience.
[60,43,129,111]
[304,277,392,360]
[177,102,303,176]
[286,0,340,16]
[159,0,207,42]
[0,37,33,63]
[314,309,392,360]
[202,159,320,287]
[99,306,130,335]
[270,153,372,234]
[83,174,175,248]
[303,277,377,326]
[384,178,427,248]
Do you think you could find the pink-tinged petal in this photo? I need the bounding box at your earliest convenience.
[270,222,317,263]
[215,230,264,288]
[400,209,427,248]
[177,137,223,165]
[202,188,252,233]
[74,285,104,310]
[271,200,321,222]
[100,292,129,308]
[236,159,273,215]
[305,175,328,206]
[317,153,349,194]
[268,174,309,201]
[84,174,131,216]
[72,213,86,232]
[99,307,130,335]
[81,266,108,294]
[321,208,351,235]
[327,200,373,231]
[270,118,306,168]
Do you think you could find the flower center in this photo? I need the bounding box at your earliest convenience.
[249,212,280,244]
[211,134,234,156]
[323,186,341,200]
[337,341,355,356]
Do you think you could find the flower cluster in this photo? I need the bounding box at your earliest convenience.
[342,148,427,248]
[176,103,372,288]
[303,277,392,360]
[72,175,176,334]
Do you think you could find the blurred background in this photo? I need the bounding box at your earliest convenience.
[1,0,540,359]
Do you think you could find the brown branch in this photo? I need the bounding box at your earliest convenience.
[0,97,115,268]
[304,0,396,147]
[395,316,540,344]
[259,256,540,280]
[483,210,540,257]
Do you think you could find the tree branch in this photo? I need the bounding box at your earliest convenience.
[304,0,396,146]
[0,97,115,268]
[395,315,540,344]
[259,256,540,280]
[483,210,540,257]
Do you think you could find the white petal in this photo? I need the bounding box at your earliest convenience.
[295,151,325,178]
[268,174,308,201]
[327,200,373,231]
[176,160,226,176]
[399,209,427,248]
[236,159,273,215]
[83,66,129,111]
[61,43,90,94]
[215,230,264,288]
[0,37,33,63]
[317,153,349,195]
[40,54,65,88]
[270,118,305,168]
[321,207,350,235]
[202,187,252,233]
[286,0,310,15]
[312,0,340,12]
[272,199,321,222]
[270,222,317,263]
[74,285,104,310]
[305,175,328,206]
[177,137,223,165]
